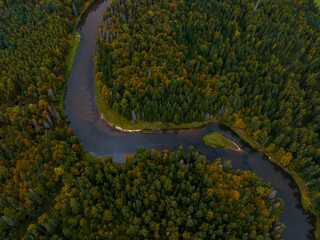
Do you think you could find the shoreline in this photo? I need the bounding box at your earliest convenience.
[228,139,242,151]
[96,95,318,238]
[99,112,142,132]
[228,125,319,239]
[59,0,96,109]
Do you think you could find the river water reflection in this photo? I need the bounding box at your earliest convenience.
[64,0,315,238]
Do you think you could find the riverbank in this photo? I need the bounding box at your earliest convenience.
[58,0,95,109]
[226,125,320,238]
[94,81,217,132]
[95,88,318,238]
[227,124,319,239]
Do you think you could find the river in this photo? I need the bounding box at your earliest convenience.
[63,0,315,238]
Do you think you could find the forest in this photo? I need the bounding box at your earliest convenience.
[0,0,319,238]
[23,148,284,239]
[95,0,320,225]
[0,0,94,238]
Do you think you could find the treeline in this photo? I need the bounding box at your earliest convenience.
[0,0,91,238]
[95,0,320,214]
[23,148,284,239]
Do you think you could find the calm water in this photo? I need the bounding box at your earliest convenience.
[64,0,316,238]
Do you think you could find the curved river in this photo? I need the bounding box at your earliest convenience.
[64,0,315,239]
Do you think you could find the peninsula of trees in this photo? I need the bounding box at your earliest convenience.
[23,148,284,239]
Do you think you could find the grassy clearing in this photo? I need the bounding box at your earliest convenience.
[58,31,79,108]
[58,29,81,108]
[316,0,320,7]
[64,30,81,80]
[141,130,155,134]
[202,132,238,150]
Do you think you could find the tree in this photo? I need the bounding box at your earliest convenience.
[280,152,293,167]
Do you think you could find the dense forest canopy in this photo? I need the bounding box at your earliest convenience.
[95,0,320,217]
[0,0,319,238]
[23,148,284,239]
[0,0,92,238]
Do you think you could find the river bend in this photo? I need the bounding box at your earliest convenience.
[64,0,315,238]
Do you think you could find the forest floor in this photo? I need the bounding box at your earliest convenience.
[202,132,240,150]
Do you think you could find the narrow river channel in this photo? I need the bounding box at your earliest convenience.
[64,0,316,238]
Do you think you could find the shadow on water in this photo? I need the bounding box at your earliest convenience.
[78,0,107,28]
[63,0,316,239]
